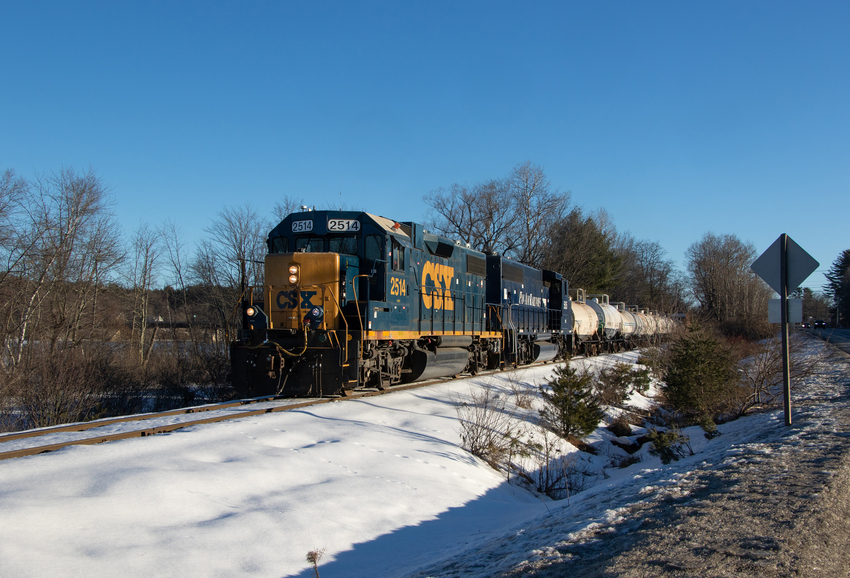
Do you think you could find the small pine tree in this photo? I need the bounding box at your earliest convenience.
[663,325,739,419]
[596,362,652,404]
[539,364,604,440]
[646,427,691,464]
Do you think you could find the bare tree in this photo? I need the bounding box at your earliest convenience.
[686,232,772,336]
[161,220,200,357]
[126,222,163,367]
[424,162,569,265]
[273,195,305,223]
[2,168,122,368]
[426,179,515,255]
[0,169,27,260]
[507,162,570,268]
[191,204,270,350]
[614,235,685,312]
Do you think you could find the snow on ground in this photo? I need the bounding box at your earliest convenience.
[0,341,841,578]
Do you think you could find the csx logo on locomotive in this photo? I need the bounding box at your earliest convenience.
[421,262,455,310]
[276,290,318,309]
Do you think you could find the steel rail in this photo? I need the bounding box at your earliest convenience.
[0,353,603,462]
[0,394,291,443]
[0,374,469,462]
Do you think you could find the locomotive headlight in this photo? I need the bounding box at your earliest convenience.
[288,263,300,285]
[245,306,257,317]
[303,306,324,329]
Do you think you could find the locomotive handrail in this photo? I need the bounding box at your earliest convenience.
[317,282,349,367]
[350,273,371,361]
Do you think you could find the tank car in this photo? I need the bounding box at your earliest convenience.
[569,289,602,355]
[586,294,625,352]
[615,302,638,347]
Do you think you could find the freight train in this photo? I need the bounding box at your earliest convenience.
[230,209,676,397]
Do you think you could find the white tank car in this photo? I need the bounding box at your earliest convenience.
[643,310,660,339]
[629,307,651,339]
[586,294,623,340]
[570,290,599,341]
[615,302,637,340]
[657,315,676,336]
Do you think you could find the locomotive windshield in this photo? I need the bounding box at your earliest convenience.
[328,236,358,255]
[270,236,288,253]
[295,237,324,252]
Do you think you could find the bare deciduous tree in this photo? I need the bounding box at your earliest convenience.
[614,235,686,312]
[508,162,571,268]
[273,195,305,223]
[127,222,163,367]
[161,220,200,357]
[191,204,270,350]
[2,168,122,368]
[686,232,772,336]
[424,162,569,266]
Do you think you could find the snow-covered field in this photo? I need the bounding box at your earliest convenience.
[0,342,842,578]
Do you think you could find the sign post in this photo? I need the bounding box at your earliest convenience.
[751,234,819,426]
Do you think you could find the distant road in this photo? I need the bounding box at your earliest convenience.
[810,327,850,355]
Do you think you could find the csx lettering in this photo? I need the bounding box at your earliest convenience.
[390,277,407,297]
[421,262,454,310]
[276,290,318,309]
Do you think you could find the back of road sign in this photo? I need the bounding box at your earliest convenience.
[751,235,819,295]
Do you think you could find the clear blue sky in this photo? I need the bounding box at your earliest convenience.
[2,1,847,293]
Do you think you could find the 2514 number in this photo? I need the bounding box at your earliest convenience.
[327,219,360,232]
[390,277,407,296]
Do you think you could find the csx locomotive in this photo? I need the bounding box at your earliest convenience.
[230,209,674,397]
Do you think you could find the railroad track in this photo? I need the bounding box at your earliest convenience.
[0,352,624,462]
[0,364,526,461]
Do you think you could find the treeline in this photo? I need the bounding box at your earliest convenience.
[0,167,285,431]
[426,162,776,336]
[1,162,843,431]
[825,250,850,326]
[425,162,685,310]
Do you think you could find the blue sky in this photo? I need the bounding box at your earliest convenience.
[2,1,847,293]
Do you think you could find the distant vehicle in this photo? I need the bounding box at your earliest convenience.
[801,322,810,328]
[814,320,826,328]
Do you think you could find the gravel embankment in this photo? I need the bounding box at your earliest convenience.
[504,347,850,578]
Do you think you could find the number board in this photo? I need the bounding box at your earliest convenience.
[291,220,313,233]
[327,219,361,232]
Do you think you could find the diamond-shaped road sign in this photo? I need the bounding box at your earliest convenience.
[751,234,819,295]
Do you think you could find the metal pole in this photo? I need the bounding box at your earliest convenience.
[780,233,792,426]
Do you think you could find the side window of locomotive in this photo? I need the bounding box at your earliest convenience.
[364,235,383,265]
[391,238,404,271]
[270,236,289,254]
[328,236,358,256]
[295,237,324,252]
